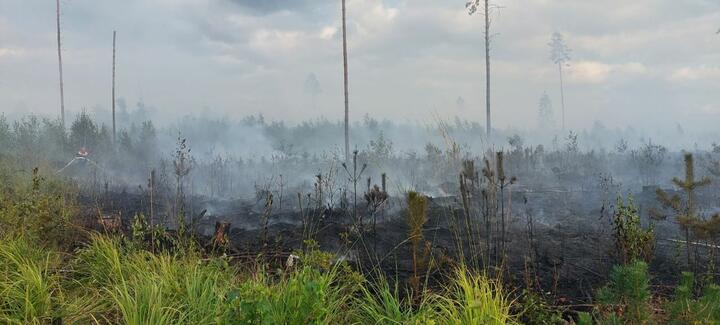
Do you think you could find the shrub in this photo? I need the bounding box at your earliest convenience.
[611,196,654,264]
[0,166,79,250]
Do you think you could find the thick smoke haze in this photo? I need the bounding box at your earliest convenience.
[1,0,719,134]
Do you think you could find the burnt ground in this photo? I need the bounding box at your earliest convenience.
[78,185,718,306]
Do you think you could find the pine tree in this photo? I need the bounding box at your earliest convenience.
[549,32,571,131]
[652,154,711,269]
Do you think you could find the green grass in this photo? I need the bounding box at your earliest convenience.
[75,235,235,323]
[353,267,514,325]
[0,160,525,325]
[438,266,515,325]
[354,274,438,324]
[0,235,100,324]
[0,231,518,324]
[0,236,58,324]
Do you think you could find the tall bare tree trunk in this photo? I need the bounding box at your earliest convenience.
[112,30,117,144]
[342,0,350,161]
[484,0,491,140]
[150,169,155,227]
[559,63,565,131]
[149,169,155,251]
[56,0,65,128]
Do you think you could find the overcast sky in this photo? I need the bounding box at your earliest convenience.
[0,0,719,131]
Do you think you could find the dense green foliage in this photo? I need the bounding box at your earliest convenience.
[666,272,720,324]
[595,261,652,324]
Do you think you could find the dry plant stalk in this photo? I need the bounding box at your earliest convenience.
[407,191,428,293]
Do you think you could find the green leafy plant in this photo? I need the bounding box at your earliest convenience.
[612,196,654,264]
[0,167,79,250]
[518,289,564,325]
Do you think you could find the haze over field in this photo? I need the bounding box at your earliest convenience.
[1,0,719,133]
[4,2,720,324]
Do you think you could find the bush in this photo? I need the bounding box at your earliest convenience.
[0,166,79,250]
[611,196,654,264]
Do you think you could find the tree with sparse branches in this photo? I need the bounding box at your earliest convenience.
[466,0,501,140]
[549,32,571,130]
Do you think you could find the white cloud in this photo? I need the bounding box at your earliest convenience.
[668,66,720,81]
[568,61,648,83]
[569,61,612,83]
[0,47,25,58]
[319,26,337,40]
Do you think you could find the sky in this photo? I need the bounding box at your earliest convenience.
[0,0,719,131]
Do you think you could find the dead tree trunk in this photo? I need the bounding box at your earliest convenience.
[149,169,155,227]
[112,30,117,144]
[559,63,565,131]
[56,0,65,128]
[484,0,491,140]
[341,0,350,161]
